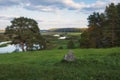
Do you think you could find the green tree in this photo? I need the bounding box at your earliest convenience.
[81,3,120,48]
[80,31,90,48]
[105,3,119,47]
[116,3,120,46]
[5,17,46,51]
[83,12,105,48]
[67,39,75,49]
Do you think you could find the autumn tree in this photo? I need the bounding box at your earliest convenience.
[81,12,105,48]
[80,3,120,48]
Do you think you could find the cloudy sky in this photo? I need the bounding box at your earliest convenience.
[0,0,120,30]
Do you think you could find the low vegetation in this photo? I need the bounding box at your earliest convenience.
[0,48,120,80]
[0,43,8,47]
[48,28,87,32]
[42,32,81,49]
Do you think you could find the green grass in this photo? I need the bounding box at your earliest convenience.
[43,32,81,49]
[67,32,81,36]
[0,48,120,80]
[41,32,81,36]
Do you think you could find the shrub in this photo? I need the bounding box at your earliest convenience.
[58,46,64,49]
[67,40,75,49]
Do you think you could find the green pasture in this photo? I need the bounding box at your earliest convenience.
[43,32,81,49]
[0,48,120,80]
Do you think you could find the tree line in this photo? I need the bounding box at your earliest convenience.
[80,3,120,48]
[49,28,86,32]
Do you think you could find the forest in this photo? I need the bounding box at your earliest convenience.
[80,3,120,48]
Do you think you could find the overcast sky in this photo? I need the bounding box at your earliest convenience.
[0,0,120,30]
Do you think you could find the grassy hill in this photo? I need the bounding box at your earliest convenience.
[0,48,120,80]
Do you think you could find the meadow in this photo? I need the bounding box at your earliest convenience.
[42,32,81,49]
[0,48,120,80]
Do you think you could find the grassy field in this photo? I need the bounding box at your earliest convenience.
[41,32,81,36]
[42,32,81,49]
[0,48,120,80]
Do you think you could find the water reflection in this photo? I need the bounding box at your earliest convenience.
[0,41,42,54]
[0,44,22,54]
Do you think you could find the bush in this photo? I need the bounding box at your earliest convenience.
[67,40,75,49]
[58,46,64,49]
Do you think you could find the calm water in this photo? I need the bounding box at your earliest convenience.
[0,41,41,54]
[0,41,22,54]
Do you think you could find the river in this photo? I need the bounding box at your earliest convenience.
[0,41,41,54]
[0,41,22,54]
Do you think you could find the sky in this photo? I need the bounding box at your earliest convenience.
[0,0,120,30]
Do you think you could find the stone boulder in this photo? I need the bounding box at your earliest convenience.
[64,50,76,62]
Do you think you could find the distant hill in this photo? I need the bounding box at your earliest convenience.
[40,30,49,33]
[48,28,87,32]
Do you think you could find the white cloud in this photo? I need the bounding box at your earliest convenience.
[0,15,15,21]
[108,0,120,4]
[61,0,83,9]
[0,0,120,30]
[0,0,120,12]
[0,0,102,12]
[88,1,106,8]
